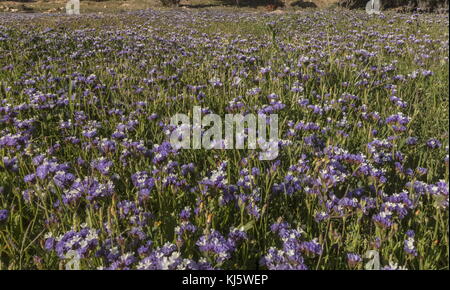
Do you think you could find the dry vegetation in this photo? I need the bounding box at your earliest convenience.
[0,0,341,13]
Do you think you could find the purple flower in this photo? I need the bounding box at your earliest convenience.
[404,236,418,256]
[91,158,113,175]
[53,171,75,188]
[63,177,114,204]
[347,253,362,268]
[300,239,322,256]
[179,207,191,220]
[406,230,415,238]
[136,243,183,270]
[426,138,442,149]
[260,247,307,270]
[24,173,36,183]
[131,171,155,200]
[0,209,8,222]
[406,137,418,145]
[47,226,99,259]
[196,229,237,263]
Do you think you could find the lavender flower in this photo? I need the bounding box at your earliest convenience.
[0,209,8,222]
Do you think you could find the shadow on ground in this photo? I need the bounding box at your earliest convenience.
[290,1,317,8]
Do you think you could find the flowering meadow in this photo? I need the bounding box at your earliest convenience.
[0,9,448,270]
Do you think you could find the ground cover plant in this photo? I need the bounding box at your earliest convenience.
[0,8,448,270]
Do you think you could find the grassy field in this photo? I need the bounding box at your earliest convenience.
[0,8,448,270]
